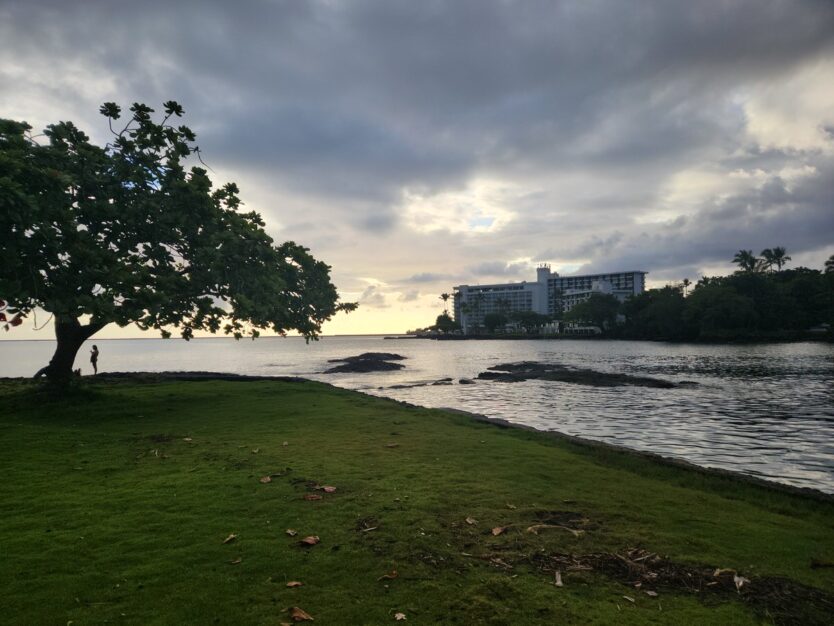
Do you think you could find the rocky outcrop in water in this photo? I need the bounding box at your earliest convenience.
[324,353,407,374]
[477,361,687,389]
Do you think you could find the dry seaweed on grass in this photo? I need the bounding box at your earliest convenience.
[525,549,834,626]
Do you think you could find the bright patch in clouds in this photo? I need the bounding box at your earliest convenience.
[402,179,517,234]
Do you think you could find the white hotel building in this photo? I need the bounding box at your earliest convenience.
[452,266,646,333]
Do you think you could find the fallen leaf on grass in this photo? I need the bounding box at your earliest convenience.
[385,443,400,448]
[554,570,563,587]
[229,557,242,565]
[644,590,658,597]
[321,486,337,493]
[283,441,289,447]
[465,517,477,525]
[183,437,193,442]
[506,503,516,510]
[299,536,320,546]
[622,595,635,603]
[378,569,398,581]
[252,448,260,454]
[286,529,298,537]
[394,613,406,621]
[359,526,378,533]
[286,581,303,588]
[733,574,750,592]
[288,606,314,621]
[259,476,272,484]
[526,524,584,537]
[222,533,238,544]
[713,568,735,577]
[491,526,507,536]
[303,494,322,501]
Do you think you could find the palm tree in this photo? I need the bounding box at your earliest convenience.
[439,292,451,314]
[681,278,691,297]
[732,249,760,273]
[761,246,791,272]
[826,254,834,274]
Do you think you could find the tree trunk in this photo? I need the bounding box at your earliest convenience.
[34,315,106,384]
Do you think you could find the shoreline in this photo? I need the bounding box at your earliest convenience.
[399,333,834,345]
[7,369,831,502]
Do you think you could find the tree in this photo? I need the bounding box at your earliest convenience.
[732,249,760,273]
[761,246,791,272]
[433,312,460,333]
[0,102,355,384]
[509,311,551,333]
[439,292,451,314]
[681,278,691,297]
[824,255,834,274]
[483,312,508,333]
[565,293,620,330]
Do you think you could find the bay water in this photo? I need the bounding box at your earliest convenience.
[1,336,832,494]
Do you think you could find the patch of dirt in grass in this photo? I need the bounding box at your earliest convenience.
[527,548,834,626]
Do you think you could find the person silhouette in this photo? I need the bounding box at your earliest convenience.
[90,345,99,375]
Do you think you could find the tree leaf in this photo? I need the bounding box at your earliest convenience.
[299,536,320,546]
[222,533,238,544]
[394,613,407,621]
[288,606,314,621]
[491,526,507,536]
[259,476,272,484]
[378,569,398,581]
[286,581,304,588]
[303,494,322,501]
[286,529,298,537]
[229,557,242,565]
[465,517,477,525]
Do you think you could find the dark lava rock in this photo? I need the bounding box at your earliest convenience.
[324,352,406,374]
[325,360,405,374]
[458,378,476,385]
[477,361,683,389]
[327,352,406,363]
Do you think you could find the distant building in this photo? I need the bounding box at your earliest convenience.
[452,266,646,333]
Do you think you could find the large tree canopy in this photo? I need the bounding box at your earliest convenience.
[0,101,355,381]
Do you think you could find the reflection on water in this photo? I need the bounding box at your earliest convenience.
[1,337,832,493]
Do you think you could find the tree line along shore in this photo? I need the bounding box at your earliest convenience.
[417,251,834,342]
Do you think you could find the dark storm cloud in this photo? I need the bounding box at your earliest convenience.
[2,0,833,287]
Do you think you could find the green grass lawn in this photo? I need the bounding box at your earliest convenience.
[0,377,832,625]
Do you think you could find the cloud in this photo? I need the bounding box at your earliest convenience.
[402,272,454,284]
[357,285,389,309]
[2,0,834,340]
[397,290,420,302]
[468,261,530,277]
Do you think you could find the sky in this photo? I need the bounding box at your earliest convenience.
[2,0,834,338]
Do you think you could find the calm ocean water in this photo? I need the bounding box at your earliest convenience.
[2,336,833,493]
